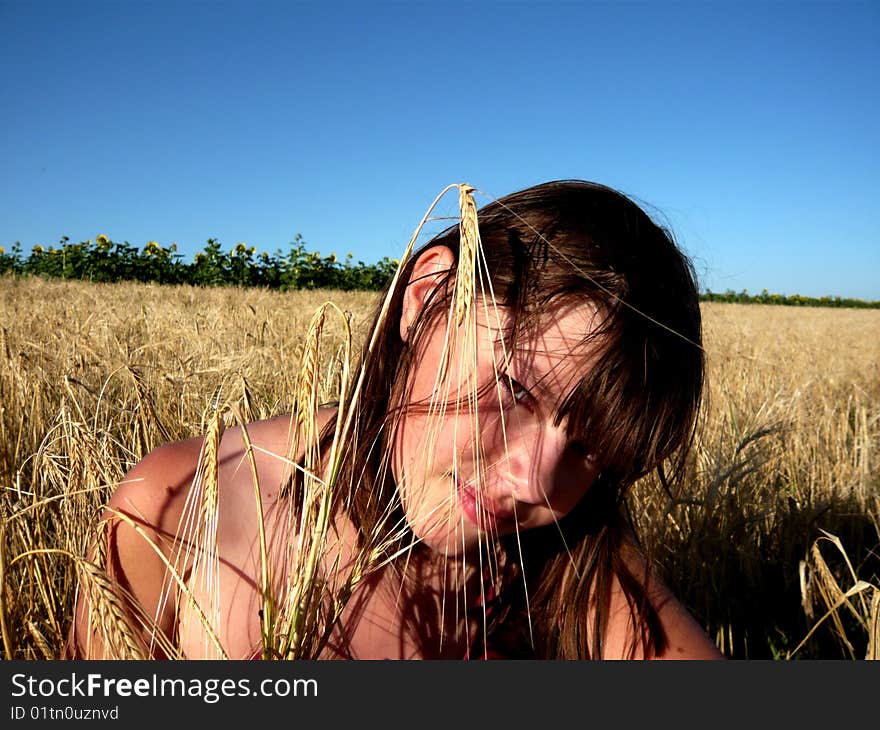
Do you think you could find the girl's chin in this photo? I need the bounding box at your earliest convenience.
[400,477,516,555]
[411,525,504,562]
[410,524,471,557]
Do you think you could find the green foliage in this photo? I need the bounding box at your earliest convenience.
[0,234,400,292]
[3,237,875,306]
[700,288,879,309]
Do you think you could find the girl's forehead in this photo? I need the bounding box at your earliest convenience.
[478,302,603,391]
[478,301,601,352]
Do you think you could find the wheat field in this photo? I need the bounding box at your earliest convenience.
[0,275,877,659]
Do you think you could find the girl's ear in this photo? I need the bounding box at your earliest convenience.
[400,245,455,341]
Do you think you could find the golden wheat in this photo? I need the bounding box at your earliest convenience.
[0,270,878,658]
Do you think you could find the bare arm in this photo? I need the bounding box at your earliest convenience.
[65,439,202,659]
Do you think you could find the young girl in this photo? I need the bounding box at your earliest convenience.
[67,180,724,660]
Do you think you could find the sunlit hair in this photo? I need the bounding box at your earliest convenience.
[323,180,704,659]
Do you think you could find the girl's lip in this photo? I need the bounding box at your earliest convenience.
[459,483,517,531]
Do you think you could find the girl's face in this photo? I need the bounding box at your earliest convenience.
[391,250,601,558]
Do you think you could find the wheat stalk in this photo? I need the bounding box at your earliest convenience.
[791,529,880,659]
[455,184,479,326]
[1,188,878,660]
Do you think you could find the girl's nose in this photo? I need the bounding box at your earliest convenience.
[502,420,572,507]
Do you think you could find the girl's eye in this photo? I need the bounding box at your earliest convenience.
[501,374,534,408]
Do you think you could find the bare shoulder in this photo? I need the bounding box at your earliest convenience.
[108,435,204,532]
[67,411,316,658]
[109,410,321,527]
[604,543,725,660]
[644,578,725,660]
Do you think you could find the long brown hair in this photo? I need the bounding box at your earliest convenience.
[324,180,704,658]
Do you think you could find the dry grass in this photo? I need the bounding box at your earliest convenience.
[1,272,878,659]
[632,303,880,658]
[0,276,376,659]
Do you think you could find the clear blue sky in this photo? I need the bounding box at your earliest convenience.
[2,0,878,299]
